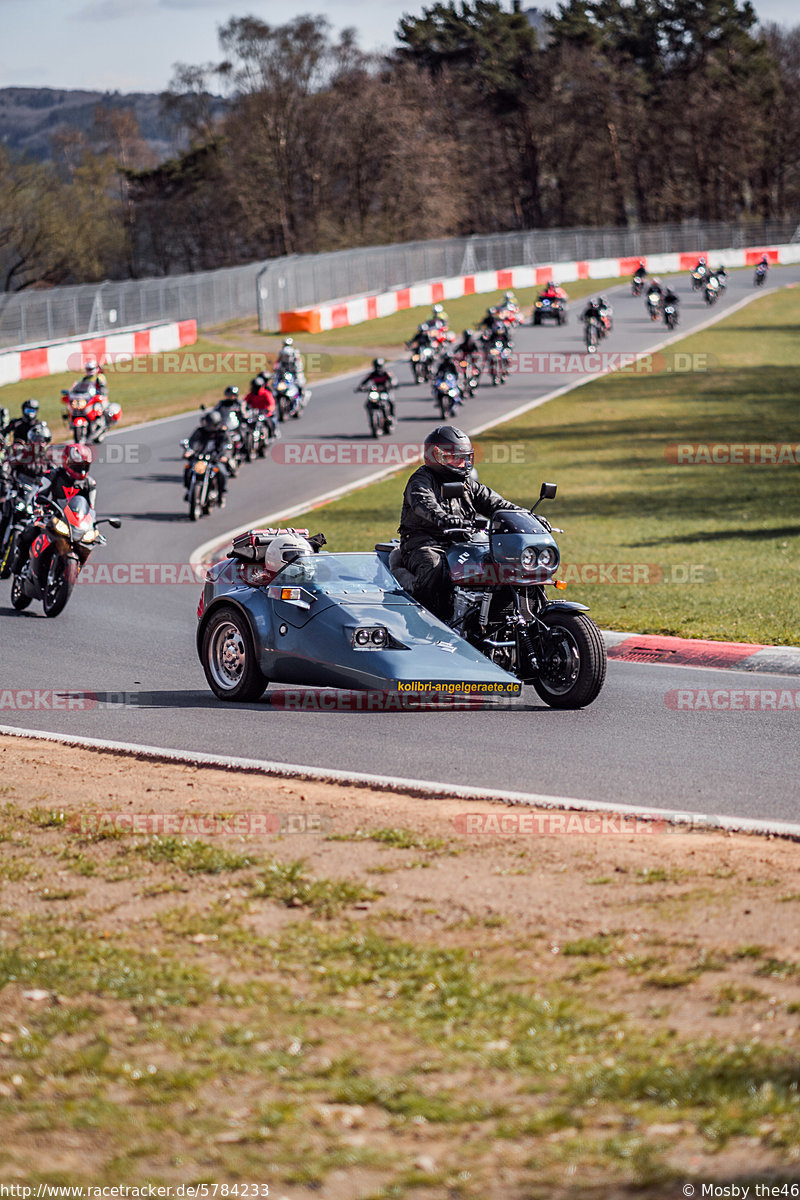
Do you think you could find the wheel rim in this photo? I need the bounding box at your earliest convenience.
[539,623,581,694]
[208,621,247,691]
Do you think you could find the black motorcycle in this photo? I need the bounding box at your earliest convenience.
[0,473,40,579]
[357,386,395,438]
[631,273,646,297]
[754,263,768,287]
[10,495,120,617]
[380,481,607,709]
[182,441,228,521]
[584,315,601,351]
[663,299,679,330]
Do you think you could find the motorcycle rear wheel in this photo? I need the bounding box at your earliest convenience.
[201,606,269,702]
[532,611,607,709]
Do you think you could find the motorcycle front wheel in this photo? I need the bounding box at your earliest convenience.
[0,529,15,580]
[10,573,31,610]
[42,549,79,617]
[532,611,607,709]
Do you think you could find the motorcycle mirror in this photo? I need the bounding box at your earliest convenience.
[98,517,122,528]
[200,403,206,412]
[532,481,557,510]
[441,482,466,500]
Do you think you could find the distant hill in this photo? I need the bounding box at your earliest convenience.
[0,87,222,162]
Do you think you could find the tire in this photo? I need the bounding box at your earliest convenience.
[0,530,17,580]
[532,314,541,326]
[201,606,269,702]
[532,611,607,709]
[368,408,381,438]
[437,395,447,420]
[189,482,202,521]
[10,573,31,611]
[584,324,598,353]
[41,549,78,618]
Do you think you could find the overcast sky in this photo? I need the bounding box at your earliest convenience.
[1,0,797,92]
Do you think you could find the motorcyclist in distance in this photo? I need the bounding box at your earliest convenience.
[77,358,108,397]
[454,329,481,358]
[2,399,42,445]
[357,358,398,418]
[244,375,277,439]
[276,338,306,389]
[399,426,520,621]
[183,410,233,505]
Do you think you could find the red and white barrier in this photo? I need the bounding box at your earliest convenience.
[0,319,198,389]
[279,243,800,333]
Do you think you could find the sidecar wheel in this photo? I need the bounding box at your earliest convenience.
[532,612,607,709]
[202,606,269,702]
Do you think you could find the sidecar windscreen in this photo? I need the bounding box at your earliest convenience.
[276,553,399,597]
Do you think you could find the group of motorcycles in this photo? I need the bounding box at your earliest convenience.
[0,425,120,619]
[406,302,520,423]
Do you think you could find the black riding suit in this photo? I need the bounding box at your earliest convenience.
[399,465,517,620]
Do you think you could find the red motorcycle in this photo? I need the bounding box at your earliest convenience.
[10,494,120,617]
[61,382,121,443]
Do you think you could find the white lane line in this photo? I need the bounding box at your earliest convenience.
[190,284,782,565]
[3,723,800,840]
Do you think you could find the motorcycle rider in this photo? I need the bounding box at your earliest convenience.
[454,329,481,359]
[77,358,109,397]
[244,375,277,440]
[597,295,613,332]
[662,285,679,310]
[645,278,663,311]
[10,443,96,575]
[2,399,42,445]
[183,410,233,505]
[407,323,434,354]
[581,296,606,332]
[429,303,448,330]
[276,338,306,389]
[692,256,708,277]
[356,358,397,418]
[399,426,519,621]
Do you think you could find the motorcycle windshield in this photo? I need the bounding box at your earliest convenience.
[491,510,548,535]
[276,553,400,599]
[61,496,94,535]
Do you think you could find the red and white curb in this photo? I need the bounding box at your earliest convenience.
[2,724,800,841]
[604,631,800,676]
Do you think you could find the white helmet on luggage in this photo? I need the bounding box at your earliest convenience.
[263,532,314,577]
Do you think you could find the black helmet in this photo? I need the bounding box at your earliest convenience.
[21,398,39,421]
[203,410,223,429]
[424,426,474,480]
[224,386,239,400]
[372,358,385,370]
[27,421,52,445]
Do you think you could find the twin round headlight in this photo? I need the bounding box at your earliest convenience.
[520,546,558,571]
[353,626,388,649]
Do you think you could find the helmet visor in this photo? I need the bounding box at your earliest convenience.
[435,446,474,472]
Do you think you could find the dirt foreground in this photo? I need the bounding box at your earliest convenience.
[1,732,800,1198]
